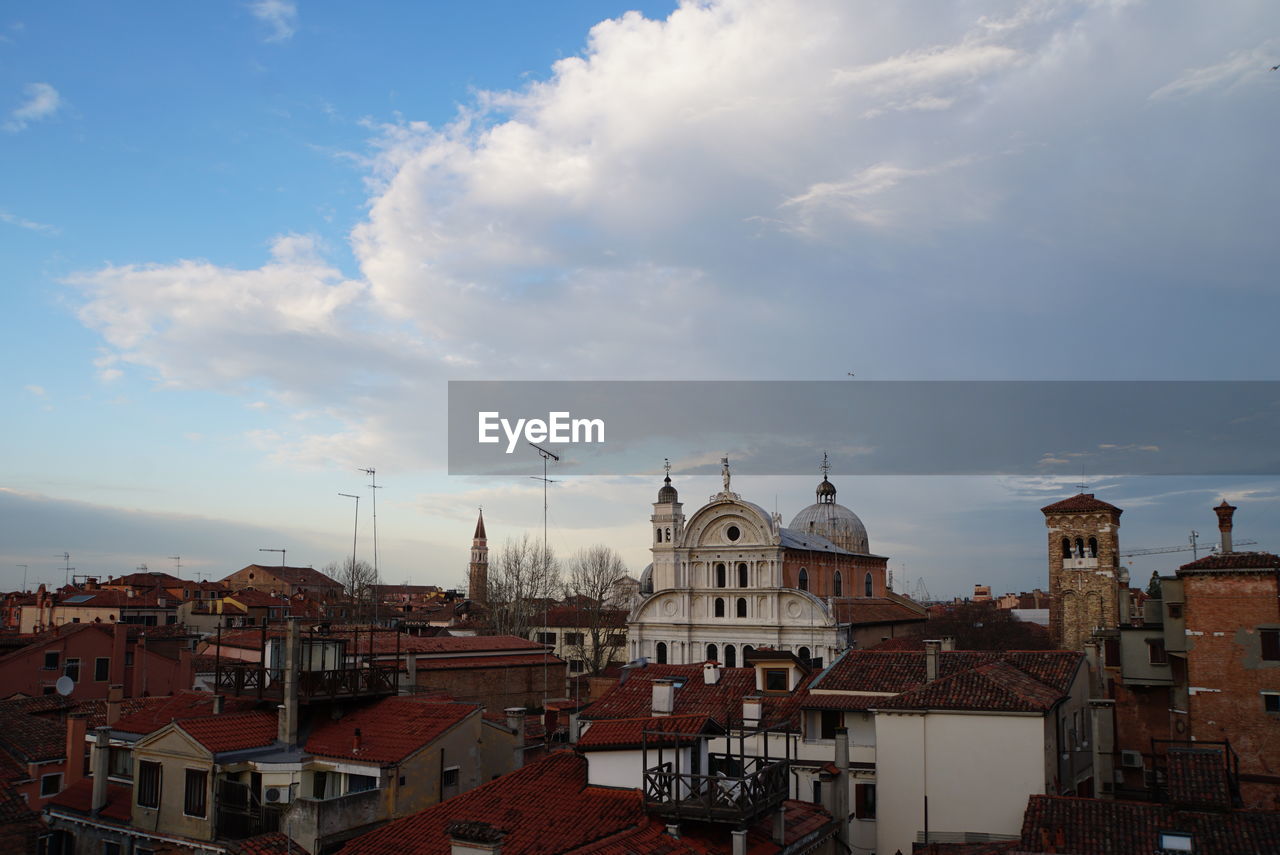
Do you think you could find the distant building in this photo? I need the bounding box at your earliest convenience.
[218,564,344,601]
[467,509,488,604]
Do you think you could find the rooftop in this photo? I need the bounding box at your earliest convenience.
[1040,493,1123,516]
[1178,550,1280,573]
[577,715,715,751]
[306,698,477,764]
[176,710,279,754]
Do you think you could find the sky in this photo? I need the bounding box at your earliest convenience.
[3,0,1279,599]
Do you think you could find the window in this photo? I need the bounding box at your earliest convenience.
[565,632,584,646]
[1264,692,1280,714]
[655,528,662,543]
[832,571,843,597]
[1157,831,1193,852]
[724,645,736,667]
[441,767,459,788]
[95,657,110,682]
[569,659,585,673]
[706,644,718,662]
[819,709,840,739]
[656,642,667,664]
[714,598,725,618]
[715,563,727,588]
[108,747,132,779]
[40,773,62,797]
[765,668,788,692]
[1104,638,1121,667]
[125,652,134,667]
[607,634,625,646]
[812,780,822,804]
[43,651,59,670]
[797,568,808,591]
[64,658,80,683]
[536,632,557,645]
[1075,537,1085,557]
[313,771,329,799]
[742,645,754,662]
[726,526,740,542]
[1262,629,1280,661]
[864,572,873,597]
[855,783,876,819]
[1148,639,1168,665]
[737,563,748,587]
[1088,537,1099,558]
[103,843,122,855]
[736,598,747,618]
[1061,538,1072,558]
[137,761,161,808]
[1168,603,1183,619]
[183,769,207,818]
[798,646,811,666]
[347,774,377,793]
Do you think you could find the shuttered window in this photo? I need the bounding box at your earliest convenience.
[184,769,207,817]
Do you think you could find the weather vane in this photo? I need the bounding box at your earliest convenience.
[663,457,671,478]
[820,451,831,480]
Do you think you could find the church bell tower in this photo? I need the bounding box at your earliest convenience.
[468,508,489,603]
[651,459,685,590]
[1043,493,1124,650]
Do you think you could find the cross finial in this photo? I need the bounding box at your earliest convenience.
[820,451,831,480]
[663,458,671,479]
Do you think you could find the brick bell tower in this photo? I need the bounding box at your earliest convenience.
[1042,493,1124,650]
[468,508,488,603]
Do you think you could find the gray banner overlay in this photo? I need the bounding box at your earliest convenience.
[447,381,1280,477]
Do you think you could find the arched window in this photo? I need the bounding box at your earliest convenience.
[738,563,748,587]
[725,645,736,667]
[833,571,843,597]
[656,528,662,543]
[666,527,672,542]
[742,645,754,662]
[736,597,747,618]
[714,597,725,617]
[1061,537,1072,559]
[715,563,727,588]
[656,642,667,664]
[1075,537,1085,558]
[798,568,809,591]
[706,643,718,662]
[798,646,810,666]
[864,572,873,597]
[1088,537,1098,558]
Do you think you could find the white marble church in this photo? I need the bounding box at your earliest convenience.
[626,457,925,669]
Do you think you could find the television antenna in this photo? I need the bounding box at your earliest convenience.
[338,493,360,607]
[169,556,182,577]
[259,548,286,566]
[16,565,28,593]
[54,553,73,588]
[358,466,382,622]
[528,442,559,707]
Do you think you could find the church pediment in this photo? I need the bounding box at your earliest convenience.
[682,498,777,548]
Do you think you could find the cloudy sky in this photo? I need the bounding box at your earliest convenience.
[3,1,1278,598]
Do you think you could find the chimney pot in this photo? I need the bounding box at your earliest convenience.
[652,678,677,716]
[352,727,362,753]
[703,661,721,686]
[924,639,942,681]
[91,726,111,813]
[1214,501,1237,553]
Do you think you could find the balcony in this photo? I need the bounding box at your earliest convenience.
[643,753,790,825]
[213,662,399,702]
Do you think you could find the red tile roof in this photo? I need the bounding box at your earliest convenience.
[1019,793,1280,855]
[831,597,928,625]
[229,832,312,855]
[112,691,260,735]
[1179,550,1280,572]
[1040,493,1123,515]
[177,711,278,753]
[577,715,714,750]
[1166,747,1234,810]
[46,778,133,821]
[412,652,561,671]
[226,565,344,588]
[875,660,1065,713]
[306,698,477,764]
[226,589,292,608]
[810,650,1082,697]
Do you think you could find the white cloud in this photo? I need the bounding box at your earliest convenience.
[1150,39,1279,100]
[248,0,297,43]
[4,82,60,132]
[23,384,45,397]
[0,209,57,233]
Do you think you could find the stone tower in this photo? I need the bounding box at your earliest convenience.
[650,461,685,591]
[1043,493,1124,650]
[468,509,488,603]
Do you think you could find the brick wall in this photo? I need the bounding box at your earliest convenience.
[414,661,568,712]
[1045,510,1122,650]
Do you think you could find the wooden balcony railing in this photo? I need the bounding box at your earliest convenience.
[213,663,399,701]
[643,754,789,824]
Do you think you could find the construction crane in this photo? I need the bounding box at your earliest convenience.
[1120,529,1257,561]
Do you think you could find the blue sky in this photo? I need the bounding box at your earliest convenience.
[3,1,1278,597]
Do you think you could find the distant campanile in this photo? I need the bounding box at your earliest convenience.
[468,509,488,603]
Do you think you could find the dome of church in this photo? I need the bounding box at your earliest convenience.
[639,563,654,595]
[657,475,678,504]
[788,476,869,553]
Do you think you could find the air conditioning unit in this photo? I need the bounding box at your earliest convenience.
[264,786,293,805]
[1120,750,1143,768]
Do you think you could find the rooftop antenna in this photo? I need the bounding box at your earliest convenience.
[339,493,361,608]
[1077,466,1088,494]
[54,553,73,588]
[528,441,559,708]
[169,556,182,578]
[358,467,382,622]
[259,547,286,566]
[16,565,28,593]
[136,563,148,573]
[820,451,831,480]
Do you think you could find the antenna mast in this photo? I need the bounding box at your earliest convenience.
[169,555,182,578]
[54,553,73,588]
[358,467,382,622]
[259,547,286,566]
[528,442,559,708]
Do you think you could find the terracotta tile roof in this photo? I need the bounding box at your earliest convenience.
[1179,551,1280,573]
[226,589,292,608]
[112,691,260,735]
[1019,793,1280,855]
[412,652,561,671]
[227,565,344,588]
[831,597,928,625]
[228,831,311,855]
[810,650,1082,697]
[0,699,67,762]
[1040,493,1123,516]
[577,715,715,751]
[0,777,39,828]
[46,778,133,821]
[177,711,278,754]
[1167,747,1234,810]
[800,692,883,711]
[306,698,477,764]
[104,572,184,588]
[579,664,813,729]
[875,660,1065,713]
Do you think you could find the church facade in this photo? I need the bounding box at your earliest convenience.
[627,457,923,669]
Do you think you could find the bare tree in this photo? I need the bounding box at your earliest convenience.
[561,545,630,675]
[487,533,560,639]
[325,558,377,603]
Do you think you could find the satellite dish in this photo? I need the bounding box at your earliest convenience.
[55,676,75,696]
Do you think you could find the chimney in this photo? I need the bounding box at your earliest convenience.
[833,728,851,849]
[665,824,681,839]
[446,820,506,855]
[179,647,193,690]
[352,727,363,754]
[568,712,582,744]
[212,693,225,714]
[924,639,942,681]
[278,618,300,746]
[940,637,956,652]
[1214,500,1236,554]
[703,661,721,686]
[505,707,526,770]
[732,828,748,855]
[742,695,763,727]
[105,684,123,727]
[110,623,127,687]
[91,726,111,813]
[406,653,418,690]
[652,678,677,716]
[64,714,89,789]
